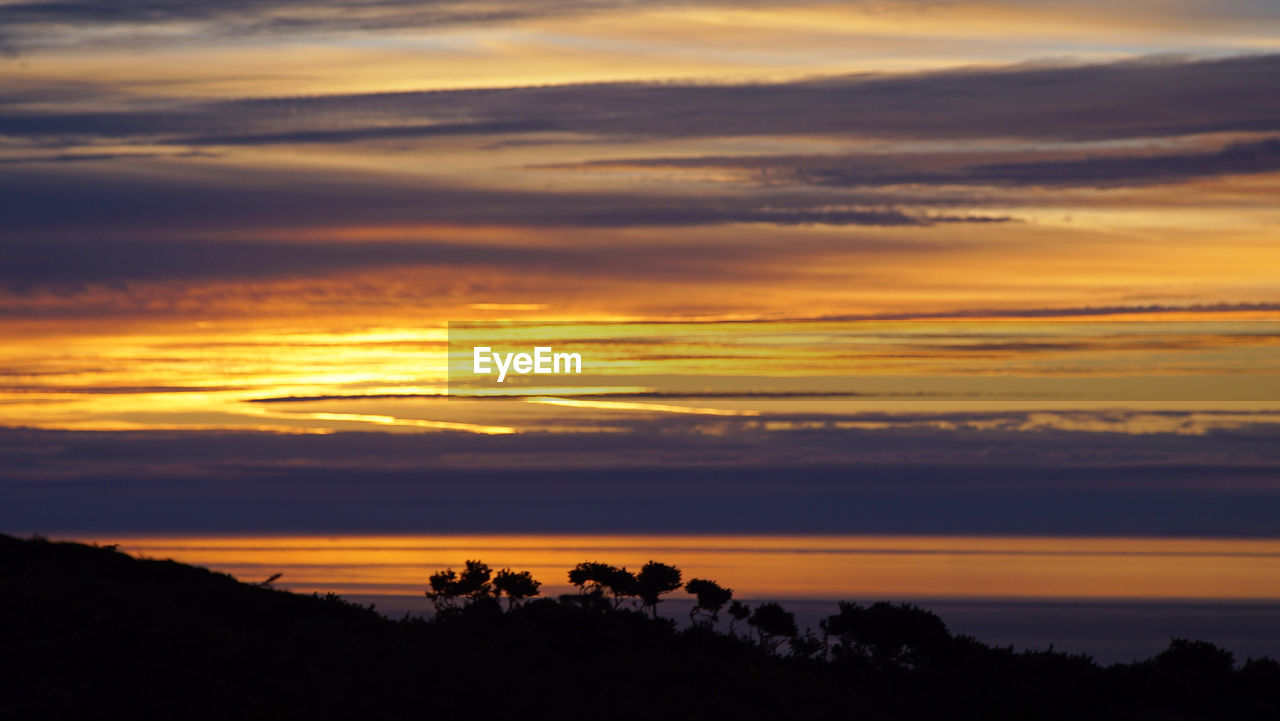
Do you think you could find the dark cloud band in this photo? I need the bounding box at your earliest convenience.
[567,138,1280,189]
[3,55,1278,147]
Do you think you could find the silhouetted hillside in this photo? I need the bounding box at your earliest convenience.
[3,534,1278,720]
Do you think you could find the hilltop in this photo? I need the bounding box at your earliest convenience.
[2,534,1278,720]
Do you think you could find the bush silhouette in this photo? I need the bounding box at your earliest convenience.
[821,601,953,670]
[426,567,461,611]
[685,578,733,625]
[636,561,683,617]
[492,568,541,609]
[456,560,493,598]
[426,560,495,612]
[569,561,641,608]
[1154,638,1236,678]
[747,602,798,652]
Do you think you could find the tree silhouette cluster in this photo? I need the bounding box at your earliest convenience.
[427,560,541,611]
[433,559,813,650]
[423,556,1280,680]
[424,559,994,666]
[7,535,1280,721]
[565,560,683,616]
[822,600,953,670]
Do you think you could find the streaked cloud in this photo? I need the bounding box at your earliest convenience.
[552,137,1280,189]
[4,55,1279,149]
[0,161,1010,241]
[4,419,1280,534]
[2,0,1278,530]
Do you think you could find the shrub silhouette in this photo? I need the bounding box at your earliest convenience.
[1154,638,1236,679]
[459,560,494,598]
[685,578,733,625]
[568,561,611,593]
[636,561,683,617]
[821,601,953,670]
[426,560,496,611]
[492,568,541,609]
[425,568,461,611]
[605,566,641,608]
[748,602,798,652]
[569,561,640,608]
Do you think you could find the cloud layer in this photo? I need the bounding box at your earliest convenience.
[4,422,1280,534]
[4,55,1279,148]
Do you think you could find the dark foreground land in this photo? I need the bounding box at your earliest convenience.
[3,534,1278,720]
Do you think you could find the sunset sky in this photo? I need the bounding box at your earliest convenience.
[3,1,1280,618]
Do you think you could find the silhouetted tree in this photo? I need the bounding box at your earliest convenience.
[568,561,638,608]
[748,602,797,653]
[568,561,611,594]
[685,578,733,626]
[636,561,683,618]
[426,568,460,612]
[605,566,640,609]
[426,560,494,612]
[492,568,541,610]
[822,601,952,670]
[455,560,493,600]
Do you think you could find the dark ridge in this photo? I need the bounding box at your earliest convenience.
[2,534,1278,720]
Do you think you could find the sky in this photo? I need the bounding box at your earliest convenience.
[2,0,1280,557]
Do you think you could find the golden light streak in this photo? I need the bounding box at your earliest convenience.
[469,303,551,311]
[526,396,761,417]
[3,319,1279,432]
[253,410,517,435]
[88,534,1280,601]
